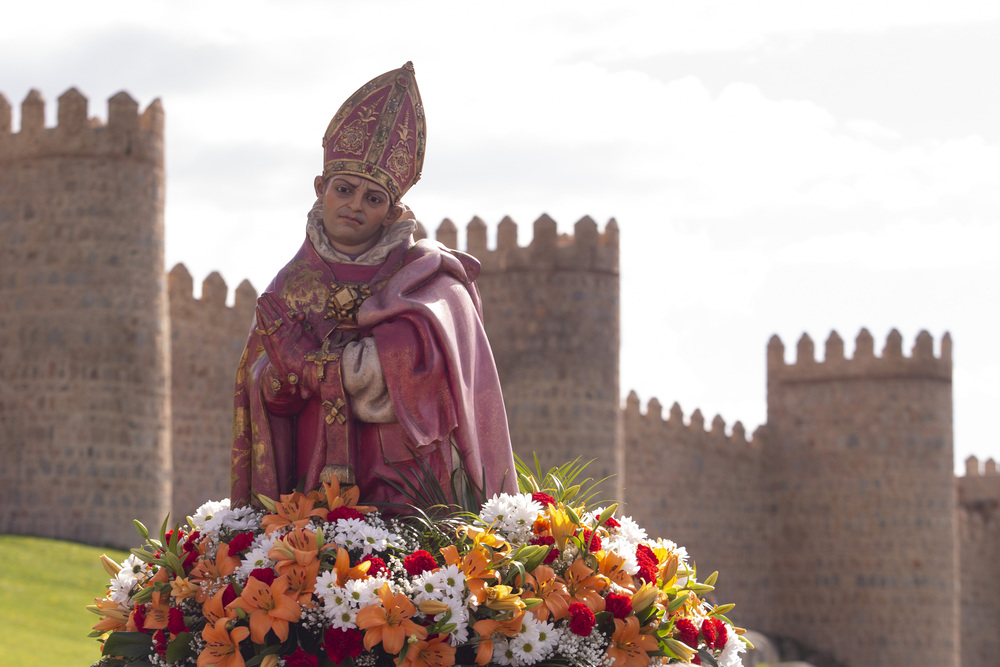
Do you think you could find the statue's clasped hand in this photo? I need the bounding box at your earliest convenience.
[255,293,321,390]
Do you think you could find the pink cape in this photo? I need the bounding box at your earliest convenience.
[231,237,516,508]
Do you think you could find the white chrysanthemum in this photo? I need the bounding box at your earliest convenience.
[217,504,261,532]
[353,522,393,555]
[236,546,275,581]
[612,515,648,547]
[479,493,543,541]
[189,499,230,531]
[650,537,688,565]
[491,637,516,666]
[344,576,388,608]
[605,537,640,575]
[510,615,556,664]
[107,554,145,606]
[412,564,465,603]
[552,625,609,667]
[331,518,368,551]
[718,624,745,667]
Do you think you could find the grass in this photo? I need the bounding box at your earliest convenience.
[0,535,129,666]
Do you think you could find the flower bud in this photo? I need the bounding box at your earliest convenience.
[261,656,280,667]
[417,599,452,615]
[100,554,122,577]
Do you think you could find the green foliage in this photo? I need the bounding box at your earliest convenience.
[515,453,615,508]
[0,535,128,666]
[376,442,497,518]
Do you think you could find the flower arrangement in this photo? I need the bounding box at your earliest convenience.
[90,459,748,667]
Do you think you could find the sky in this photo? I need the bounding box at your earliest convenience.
[1,0,997,474]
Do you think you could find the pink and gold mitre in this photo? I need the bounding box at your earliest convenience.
[322,61,426,202]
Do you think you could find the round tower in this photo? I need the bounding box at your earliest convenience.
[763,329,957,667]
[0,88,170,548]
[462,214,621,491]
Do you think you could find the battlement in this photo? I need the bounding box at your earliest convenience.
[624,391,754,447]
[0,88,163,163]
[768,328,951,383]
[423,214,618,274]
[168,264,257,316]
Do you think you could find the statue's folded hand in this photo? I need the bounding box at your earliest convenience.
[255,292,320,381]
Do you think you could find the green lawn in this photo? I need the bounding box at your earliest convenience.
[0,535,129,666]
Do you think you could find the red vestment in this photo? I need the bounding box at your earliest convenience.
[230,236,516,508]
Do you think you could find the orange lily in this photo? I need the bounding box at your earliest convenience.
[471,611,525,665]
[605,617,659,667]
[320,478,376,515]
[521,565,571,622]
[563,558,607,613]
[191,542,240,601]
[459,525,510,556]
[143,590,171,630]
[89,597,129,634]
[268,527,325,574]
[228,574,302,643]
[198,617,250,667]
[329,546,372,586]
[355,582,427,654]
[597,550,635,590]
[260,491,326,534]
[202,585,237,626]
[400,633,457,667]
[441,544,495,605]
[170,576,200,600]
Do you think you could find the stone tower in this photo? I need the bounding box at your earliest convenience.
[0,89,170,547]
[455,215,621,487]
[763,329,957,666]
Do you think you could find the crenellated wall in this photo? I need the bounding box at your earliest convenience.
[460,214,621,488]
[168,265,255,522]
[763,328,957,667]
[958,457,1000,667]
[621,394,767,631]
[0,88,170,548]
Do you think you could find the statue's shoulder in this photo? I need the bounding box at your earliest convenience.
[404,238,481,283]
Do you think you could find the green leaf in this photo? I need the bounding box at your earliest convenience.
[102,631,154,658]
[697,648,720,667]
[165,632,194,663]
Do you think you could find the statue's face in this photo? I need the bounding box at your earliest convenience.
[314,174,399,254]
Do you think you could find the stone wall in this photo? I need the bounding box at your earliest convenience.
[621,394,767,631]
[168,265,255,522]
[762,329,957,667]
[0,89,170,547]
[958,457,1000,667]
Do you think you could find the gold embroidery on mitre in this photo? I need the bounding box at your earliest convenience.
[324,281,372,324]
[281,263,329,314]
[385,113,414,182]
[334,104,379,156]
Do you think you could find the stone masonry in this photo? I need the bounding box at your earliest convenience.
[1,88,997,667]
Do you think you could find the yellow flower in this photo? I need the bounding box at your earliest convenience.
[484,584,526,612]
[170,576,199,600]
[546,505,576,551]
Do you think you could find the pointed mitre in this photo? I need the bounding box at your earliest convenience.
[322,61,426,202]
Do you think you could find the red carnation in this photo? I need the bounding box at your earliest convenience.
[185,531,201,549]
[182,549,199,570]
[675,618,699,648]
[568,602,596,636]
[600,514,621,529]
[576,528,602,552]
[328,505,364,523]
[361,554,389,577]
[153,630,168,657]
[403,549,438,577]
[167,607,189,635]
[227,531,255,554]
[530,535,560,564]
[221,583,238,607]
[132,604,147,632]
[324,627,365,664]
[636,563,658,585]
[249,568,276,586]
[635,544,657,567]
[701,617,727,649]
[532,492,557,507]
[285,647,320,667]
[605,592,632,620]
